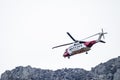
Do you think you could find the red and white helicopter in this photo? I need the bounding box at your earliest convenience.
[52,29,107,59]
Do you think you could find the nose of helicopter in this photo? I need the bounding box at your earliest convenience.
[63,49,70,57]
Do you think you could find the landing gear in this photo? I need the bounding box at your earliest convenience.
[86,52,88,54]
[68,56,70,59]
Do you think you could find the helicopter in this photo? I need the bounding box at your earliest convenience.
[52,29,107,59]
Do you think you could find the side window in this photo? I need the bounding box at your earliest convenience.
[74,43,77,46]
[80,44,82,47]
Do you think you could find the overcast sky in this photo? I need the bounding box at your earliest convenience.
[0,0,120,75]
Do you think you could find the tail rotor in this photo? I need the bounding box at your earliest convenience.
[98,28,107,43]
[101,28,107,39]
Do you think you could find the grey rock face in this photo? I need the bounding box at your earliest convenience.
[113,69,120,80]
[1,56,120,80]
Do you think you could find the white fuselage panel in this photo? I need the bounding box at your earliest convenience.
[68,42,86,54]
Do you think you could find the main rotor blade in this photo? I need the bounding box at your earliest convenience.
[81,33,100,40]
[67,32,76,41]
[52,42,73,49]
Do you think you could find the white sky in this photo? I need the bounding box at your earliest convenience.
[0,0,120,75]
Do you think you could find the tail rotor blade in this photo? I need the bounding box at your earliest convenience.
[101,28,105,39]
[101,28,107,39]
[102,28,103,33]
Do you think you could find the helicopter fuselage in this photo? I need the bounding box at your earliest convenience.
[63,40,96,58]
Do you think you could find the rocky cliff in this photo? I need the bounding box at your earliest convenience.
[1,56,120,80]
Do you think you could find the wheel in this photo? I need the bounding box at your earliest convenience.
[86,52,88,54]
[68,56,70,59]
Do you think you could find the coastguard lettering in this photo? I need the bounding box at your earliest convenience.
[69,43,84,52]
